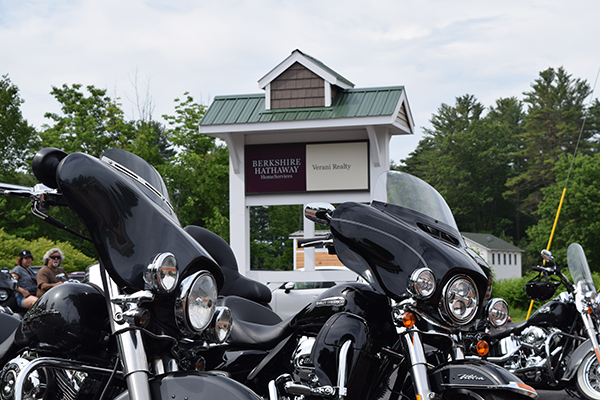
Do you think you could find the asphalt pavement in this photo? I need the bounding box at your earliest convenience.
[536,390,575,400]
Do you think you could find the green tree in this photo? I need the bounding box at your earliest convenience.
[250,205,303,270]
[401,95,518,238]
[160,93,230,239]
[0,74,39,178]
[40,84,134,157]
[527,153,600,270]
[506,67,596,218]
[0,75,44,242]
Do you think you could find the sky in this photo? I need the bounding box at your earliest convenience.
[1,0,599,163]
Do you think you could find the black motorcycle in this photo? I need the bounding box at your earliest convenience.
[0,147,262,400]
[465,243,600,400]
[193,171,538,400]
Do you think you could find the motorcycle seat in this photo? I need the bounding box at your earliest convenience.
[488,320,529,340]
[184,226,272,305]
[219,295,294,350]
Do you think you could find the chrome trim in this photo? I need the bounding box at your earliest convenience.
[337,340,352,399]
[144,252,179,293]
[408,267,436,299]
[14,357,122,400]
[101,155,175,214]
[175,271,217,336]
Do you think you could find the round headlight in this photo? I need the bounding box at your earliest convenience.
[204,306,233,344]
[485,298,509,328]
[0,289,9,302]
[441,275,478,325]
[408,268,436,299]
[175,271,217,336]
[145,253,179,293]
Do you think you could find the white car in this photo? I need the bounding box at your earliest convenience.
[267,281,342,319]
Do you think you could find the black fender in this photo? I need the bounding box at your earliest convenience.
[114,371,262,400]
[563,338,596,382]
[429,359,537,398]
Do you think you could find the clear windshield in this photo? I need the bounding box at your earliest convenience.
[373,171,458,230]
[567,243,596,294]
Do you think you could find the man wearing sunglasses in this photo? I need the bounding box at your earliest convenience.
[37,248,67,297]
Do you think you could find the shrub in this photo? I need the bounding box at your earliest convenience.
[0,229,96,273]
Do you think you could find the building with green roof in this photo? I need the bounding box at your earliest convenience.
[462,232,524,280]
[199,49,415,281]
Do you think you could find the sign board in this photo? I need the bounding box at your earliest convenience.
[245,141,369,194]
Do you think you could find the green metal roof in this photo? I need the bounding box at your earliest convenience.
[200,86,405,126]
[462,232,523,252]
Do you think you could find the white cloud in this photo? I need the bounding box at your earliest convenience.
[1,0,599,163]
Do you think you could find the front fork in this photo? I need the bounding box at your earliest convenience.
[401,330,434,400]
[104,269,154,400]
[581,312,600,363]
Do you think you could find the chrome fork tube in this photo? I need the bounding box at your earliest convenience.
[402,331,433,400]
[582,312,600,363]
[104,269,152,400]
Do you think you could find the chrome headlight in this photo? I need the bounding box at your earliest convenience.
[0,289,9,302]
[175,271,217,337]
[204,306,233,344]
[408,268,436,299]
[144,252,179,293]
[485,298,509,328]
[441,275,478,325]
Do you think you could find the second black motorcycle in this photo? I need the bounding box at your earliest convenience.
[465,243,600,400]
[194,171,538,400]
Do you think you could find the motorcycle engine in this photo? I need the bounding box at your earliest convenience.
[521,326,547,347]
[292,336,318,384]
[0,354,88,400]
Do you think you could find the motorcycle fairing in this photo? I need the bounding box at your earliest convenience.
[113,371,262,400]
[55,152,223,292]
[330,202,490,303]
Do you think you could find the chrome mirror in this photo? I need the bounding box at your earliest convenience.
[304,203,335,226]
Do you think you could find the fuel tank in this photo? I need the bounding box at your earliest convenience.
[293,282,395,338]
[21,283,110,354]
[526,299,577,331]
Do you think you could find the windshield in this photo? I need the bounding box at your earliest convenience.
[373,171,458,230]
[567,243,596,294]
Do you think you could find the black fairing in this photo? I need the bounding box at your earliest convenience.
[330,201,491,319]
[21,283,109,354]
[55,152,223,292]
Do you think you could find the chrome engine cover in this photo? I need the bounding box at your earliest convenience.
[521,326,547,347]
[0,357,44,400]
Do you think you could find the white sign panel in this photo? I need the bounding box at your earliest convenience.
[306,142,369,191]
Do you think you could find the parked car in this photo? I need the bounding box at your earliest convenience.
[68,271,86,281]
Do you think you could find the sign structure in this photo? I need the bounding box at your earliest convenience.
[245,141,369,194]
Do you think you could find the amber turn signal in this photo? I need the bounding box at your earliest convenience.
[402,312,416,328]
[476,340,489,356]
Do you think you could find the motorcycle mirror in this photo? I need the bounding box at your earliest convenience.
[304,203,335,226]
[541,249,554,263]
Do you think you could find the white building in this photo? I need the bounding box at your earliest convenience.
[462,232,523,280]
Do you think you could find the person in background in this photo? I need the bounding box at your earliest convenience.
[36,248,67,297]
[12,250,39,309]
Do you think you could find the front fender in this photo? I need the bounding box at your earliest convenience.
[114,371,262,400]
[563,338,596,382]
[430,360,537,398]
